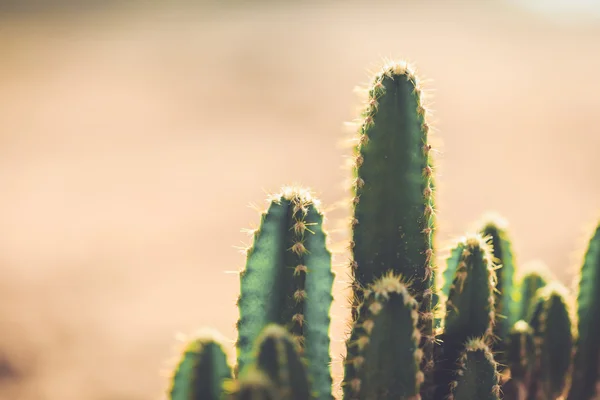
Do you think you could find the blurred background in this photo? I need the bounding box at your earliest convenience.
[1,0,599,398]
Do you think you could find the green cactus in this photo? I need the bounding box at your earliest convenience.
[343,273,422,400]
[441,241,466,300]
[236,187,334,398]
[527,284,573,400]
[479,217,517,366]
[568,222,600,400]
[169,332,233,400]
[346,61,435,398]
[434,235,497,400]
[517,262,550,321]
[162,59,599,400]
[233,369,279,400]
[505,321,536,388]
[253,324,311,400]
[450,339,501,400]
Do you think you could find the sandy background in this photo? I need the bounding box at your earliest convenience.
[0,1,599,399]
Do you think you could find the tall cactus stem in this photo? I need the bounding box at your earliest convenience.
[347,60,435,398]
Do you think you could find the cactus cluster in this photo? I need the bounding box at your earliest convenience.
[164,60,600,400]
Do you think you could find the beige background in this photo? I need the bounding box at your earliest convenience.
[0,1,599,399]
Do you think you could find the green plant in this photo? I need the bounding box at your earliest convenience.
[164,60,599,400]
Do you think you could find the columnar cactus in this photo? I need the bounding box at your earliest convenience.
[568,222,600,400]
[434,235,498,400]
[344,61,435,399]
[236,188,334,399]
[528,284,573,399]
[504,321,536,393]
[253,325,311,400]
[162,59,600,400]
[517,262,550,321]
[479,217,517,365]
[344,273,422,399]
[451,339,501,400]
[169,332,233,400]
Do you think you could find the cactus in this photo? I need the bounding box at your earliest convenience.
[451,339,500,400]
[233,370,279,400]
[434,235,497,400]
[479,217,518,362]
[253,324,311,400]
[568,222,600,400]
[169,332,233,400]
[505,321,536,390]
[346,61,435,398]
[517,262,550,321]
[161,59,600,400]
[343,273,422,399]
[236,187,334,398]
[527,284,573,399]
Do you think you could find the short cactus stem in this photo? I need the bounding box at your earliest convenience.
[233,369,279,400]
[434,234,497,400]
[528,285,573,399]
[517,261,550,321]
[168,331,233,400]
[450,339,500,400]
[236,187,334,398]
[253,325,311,400]
[343,273,422,400]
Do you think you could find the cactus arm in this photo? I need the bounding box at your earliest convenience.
[481,220,517,333]
[233,369,279,400]
[518,272,548,321]
[434,235,496,400]
[343,273,422,400]
[254,325,311,400]
[527,286,573,399]
[169,335,232,400]
[442,242,466,299]
[450,339,501,400]
[303,205,334,400]
[505,320,535,387]
[568,223,600,400]
[236,188,333,397]
[480,219,517,370]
